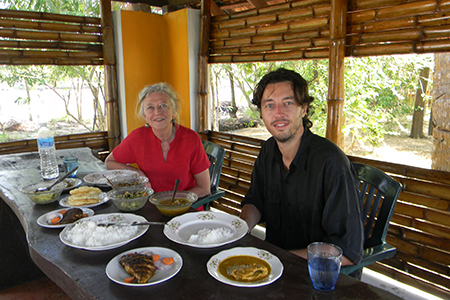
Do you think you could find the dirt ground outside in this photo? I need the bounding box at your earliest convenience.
[229,126,433,169]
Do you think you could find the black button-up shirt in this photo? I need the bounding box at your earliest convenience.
[242,127,364,264]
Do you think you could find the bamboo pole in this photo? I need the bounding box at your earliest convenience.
[100,0,120,150]
[326,0,346,147]
[198,0,211,132]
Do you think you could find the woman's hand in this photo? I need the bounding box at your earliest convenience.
[104,153,150,188]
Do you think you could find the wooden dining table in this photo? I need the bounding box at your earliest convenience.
[0,147,403,300]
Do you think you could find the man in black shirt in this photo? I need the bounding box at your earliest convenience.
[240,68,363,267]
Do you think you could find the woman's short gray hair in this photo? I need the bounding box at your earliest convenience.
[137,82,180,123]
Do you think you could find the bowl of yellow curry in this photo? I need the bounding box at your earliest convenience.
[149,191,198,217]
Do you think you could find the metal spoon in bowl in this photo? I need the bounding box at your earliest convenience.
[171,179,180,203]
[102,174,118,190]
[35,166,79,192]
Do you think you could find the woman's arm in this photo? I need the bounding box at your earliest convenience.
[188,169,210,198]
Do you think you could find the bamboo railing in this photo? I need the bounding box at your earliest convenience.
[209,0,450,63]
[202,130,450,299]
[0,132,109,157]
[0,9,102,65]
[0,4,121,149]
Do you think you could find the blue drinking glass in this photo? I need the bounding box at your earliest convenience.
[63,156,78,178]
[307,242,343,292]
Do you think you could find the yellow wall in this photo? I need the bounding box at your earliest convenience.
[119,9,192,134]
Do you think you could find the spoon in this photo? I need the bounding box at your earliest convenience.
[36,166,79,192]
[171,179,180,203]
[97,221,166,227]
[102,174,118,190]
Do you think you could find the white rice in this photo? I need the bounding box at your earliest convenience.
[187,227,234,245]
[64,220,139,247]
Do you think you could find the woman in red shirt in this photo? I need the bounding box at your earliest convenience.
[105,83,211,198]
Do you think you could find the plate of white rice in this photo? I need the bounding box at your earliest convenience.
[59,213,149,251]
[163,211,248,248]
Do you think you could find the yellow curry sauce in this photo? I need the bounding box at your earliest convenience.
[218,255,271,283]
[159,198,190,206]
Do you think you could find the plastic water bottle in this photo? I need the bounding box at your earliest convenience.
[37,127,59,180]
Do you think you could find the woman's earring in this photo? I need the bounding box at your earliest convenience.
[145,123,149,128]
[172,119,176,124]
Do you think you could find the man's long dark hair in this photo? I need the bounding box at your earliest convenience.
[252,68,314,128]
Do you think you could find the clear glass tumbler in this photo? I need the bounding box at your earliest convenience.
[307,242,343,292]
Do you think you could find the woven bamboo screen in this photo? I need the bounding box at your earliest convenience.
[209,0,450,63]
[0,9,102,65]
[204,131,450,299]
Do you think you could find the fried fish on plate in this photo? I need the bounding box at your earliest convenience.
[119,252,156,284]
[227,263,270,282]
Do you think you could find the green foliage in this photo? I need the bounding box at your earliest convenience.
[211,54,434,149]
[2,0,100,16]
[0,0,108,141]
[242,107,260,120]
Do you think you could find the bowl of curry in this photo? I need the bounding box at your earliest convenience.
[149,191,198,217]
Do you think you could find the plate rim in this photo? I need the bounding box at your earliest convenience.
[59,213,148,251]
[37,207,94,228]
[58,192,109,208]
[206,247,283,288]
[163,211,248,248]
[62,178,82,191]
[83,170,140,186]
[105,246,183,286]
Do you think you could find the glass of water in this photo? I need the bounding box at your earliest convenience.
[63,156,78,178]
[307,242,343,292]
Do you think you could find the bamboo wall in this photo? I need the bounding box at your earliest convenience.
[209,0,450,63]
[202,131,450,299]
[0,9,102,65]
[0,132,109,157]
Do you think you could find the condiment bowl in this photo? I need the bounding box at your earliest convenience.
[107,175,149,191]
[149,191,198,217]
[107,186,154,212]
[20,182,66,204]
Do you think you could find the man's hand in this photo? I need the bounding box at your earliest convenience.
[240,204,262,233]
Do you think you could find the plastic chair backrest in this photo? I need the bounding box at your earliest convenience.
[352,162,402,249]
[202,140,225,192]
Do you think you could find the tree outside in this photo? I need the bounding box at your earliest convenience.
[0,1,440,170]
[0,0,127,141]
[210,54,436,169]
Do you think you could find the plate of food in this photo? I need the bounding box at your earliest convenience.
[62,178,82,192]
[163,211,248,248]
[59,186,108,208]
[37,207,94,228]
[83,170,140,187]
[207,247,283,287]
[59,213,149,251]
[106,247,182,286]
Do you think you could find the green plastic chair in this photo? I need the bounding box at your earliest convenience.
[191,140,225,210]
[341,162,402,277]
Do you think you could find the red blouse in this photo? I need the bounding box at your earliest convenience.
[112,125,210,193]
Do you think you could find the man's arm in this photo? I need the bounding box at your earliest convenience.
[239,204,262,233]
